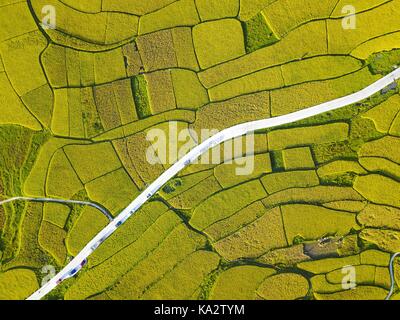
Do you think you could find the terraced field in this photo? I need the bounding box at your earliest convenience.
[0,0,400,300]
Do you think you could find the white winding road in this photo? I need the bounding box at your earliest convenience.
[27,68,400,300]
[0,197,113,221]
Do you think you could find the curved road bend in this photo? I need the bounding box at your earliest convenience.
[0,197,113,221]
[28,68,400,300]
[385,252,400,300]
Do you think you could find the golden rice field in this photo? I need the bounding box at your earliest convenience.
[0,0,399,301]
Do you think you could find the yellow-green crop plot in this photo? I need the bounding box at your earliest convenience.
[262,0,336,36]
[311,274,351,294]
[31,0,138,45]
[43,203,70,229]
[298,254,361,274]
[362,94,400,133]
[257,273,309,300]
[21,84,53,129]
[94,48,127,84]
[137,29,177,72]
[210,266,276,300]
[359,157,400,180]
[358,204,400,230]
[24,137,81,197]
[105,224,207,300]
[317,160,367,178]
[0,73,41,130]
[161,170,213,200]
[281,204,358,244]
[213,206,287,260]
[326,265,375,285]
[193,19,245,69]
[270,69,380,116]
[171,69,209,110]
[198,21,327,88]
[282,147,315,170]
[360,229,400,253]
[66,206,109,256]
[257,244,311,267]
[38,221,68,265]
[323,200,367,213]
[328,0,400,54]
[190,179,267,230]
[145,70,176,114]
[168,175,222,210]
[315,286,388,300]
[171,27,199,71]
[196,0,239,21]
[352,31,400,59]
[358,136,400,164]
[193,92,270,132]
[281,56,362,86]
[89,202,171,267]
[354,174,400,208]
[0,31,47,96]
[209,65,283,101]
[85,168,139,215]
[214,153,272,188]
[261,170,320,194]
[102,0,176,16]
[0,2,37,42]
[238,0,275,21]
[123,132,166,183]
[64,142,121,184]
[204,200,268,241]
[0,269,38,300]
[141,250,220,299]
[139,0,200,35]
[263,186,364,209]
[360,249,391,266]
[268,123,349,150]
[46,149,83,199]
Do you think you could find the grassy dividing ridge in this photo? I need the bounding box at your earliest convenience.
[367,49,400,75]
[242,12,279,53]
[4,203,52,270]
[0,126,35,262]
[131,75,152,119]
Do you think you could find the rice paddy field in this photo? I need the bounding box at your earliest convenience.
[0,0,399,301]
